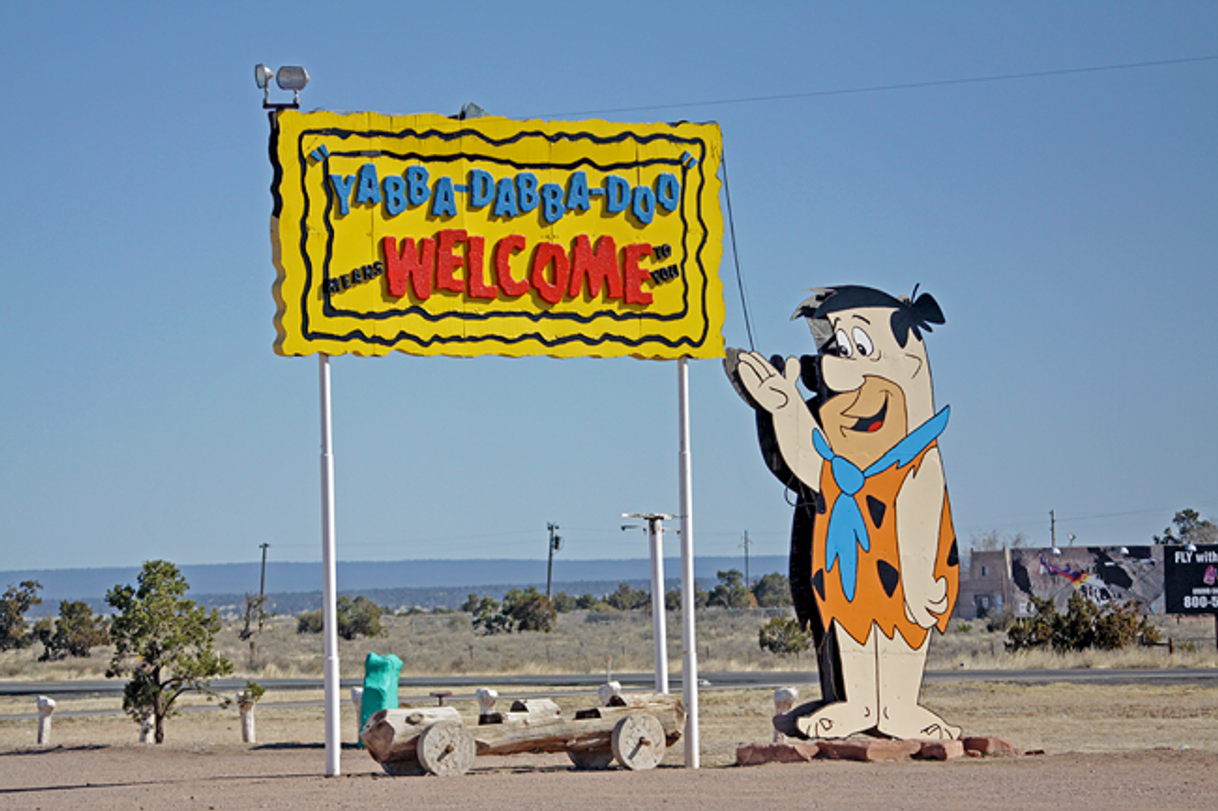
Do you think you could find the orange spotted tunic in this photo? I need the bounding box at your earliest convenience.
[811,442,959,648]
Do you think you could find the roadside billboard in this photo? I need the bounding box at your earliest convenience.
[270,110,724,359]
[1164,544,1218,614]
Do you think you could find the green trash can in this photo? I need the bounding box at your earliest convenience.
[359,651,403,746]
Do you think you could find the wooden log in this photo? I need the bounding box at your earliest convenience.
[508,698,561,717]
[361,694,684,772]
[360,706,462,764]
[474,694,683,757]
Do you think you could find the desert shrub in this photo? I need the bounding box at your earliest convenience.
[576,594,611,611]
[1005,597,1058,651]
[985,606,1016,633]
[502,587,557,632]
[751,572,791,607]
[550,591,577,613]
[236,679,266,705]
[606,583,650,611]
[955,622,973,633]
[665,586,708,610]
[297,610,323,634]
[34,600,110,660]
[294,597,384,639]
[758,617,812,657]
[708,570,757,609]
[1094,600,1161,649]
[337,596,383,640]
[470,595,512,635]
[1007,592,1159,652]
[0,580,43,651]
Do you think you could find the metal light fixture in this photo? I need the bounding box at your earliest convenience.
[255,63,309,109]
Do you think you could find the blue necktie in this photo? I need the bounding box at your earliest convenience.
[812,407,949,602]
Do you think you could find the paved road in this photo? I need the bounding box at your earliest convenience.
[2,667,1215,698]
[2,668,1214,721]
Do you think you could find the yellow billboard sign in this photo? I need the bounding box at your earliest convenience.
[270,110,725,359]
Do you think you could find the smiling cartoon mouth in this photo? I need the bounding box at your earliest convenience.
[849,398,888,433]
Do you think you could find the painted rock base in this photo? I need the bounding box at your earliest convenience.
[737,736,1022,765]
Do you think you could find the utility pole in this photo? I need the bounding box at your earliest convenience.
[546,523,562,600]
[1050,510,1057,549]
[623,512,675,693]
[258,542,270,631]
[739,531,752,588]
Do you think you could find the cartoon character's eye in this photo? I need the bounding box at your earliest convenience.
[852,327,874,357]
[834,329,853,358]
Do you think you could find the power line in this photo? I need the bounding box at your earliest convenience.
[537,55,1218,118]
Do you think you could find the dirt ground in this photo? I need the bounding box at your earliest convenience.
[2,744,1217,811]
[3,681,1218,810]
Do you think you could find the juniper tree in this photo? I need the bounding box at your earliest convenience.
[105,560,232,744]
[0,580,42,651]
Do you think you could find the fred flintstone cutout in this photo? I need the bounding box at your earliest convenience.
[726,285,960,740]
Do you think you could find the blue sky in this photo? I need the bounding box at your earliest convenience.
[1,2,1215,572]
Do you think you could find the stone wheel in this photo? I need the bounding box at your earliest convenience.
[568,746,616,770]
[417,720,476,776]
[611,713,666,771]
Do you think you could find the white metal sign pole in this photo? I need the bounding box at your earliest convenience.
[319,354,341,776]
[677,357,699,768]
[648,518,668,694]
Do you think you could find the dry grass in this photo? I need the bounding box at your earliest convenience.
[0,609,1213,684]
[2,609,1215,767]
[3,681,1217,766]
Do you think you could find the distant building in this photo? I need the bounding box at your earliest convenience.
[955,546,1165,620]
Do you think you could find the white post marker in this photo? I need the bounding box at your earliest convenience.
[351,687,364,741]
[773,687,798,743]
[677,357,699,768]
[238,692,257,744]
[319,353,341,776]
[36,695,55,745]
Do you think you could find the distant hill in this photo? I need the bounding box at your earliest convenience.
[2,556,786,616]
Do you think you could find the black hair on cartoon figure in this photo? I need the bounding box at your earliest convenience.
[792,285,945,351]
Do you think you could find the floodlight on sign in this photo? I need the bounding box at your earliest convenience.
[276,65,309,91]
[254,64,309,109]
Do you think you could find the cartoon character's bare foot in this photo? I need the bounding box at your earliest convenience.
[877,705,961,740]
[795,701,875,740]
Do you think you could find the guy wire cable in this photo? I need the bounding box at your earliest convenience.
[721,152,756,352]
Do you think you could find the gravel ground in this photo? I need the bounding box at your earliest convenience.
[2,744,1217,811]
[4,680,1217,810]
